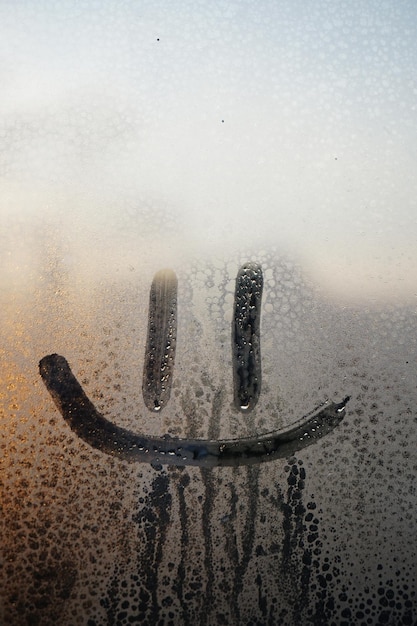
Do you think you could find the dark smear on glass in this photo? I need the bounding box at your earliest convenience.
[233,262,263,412]
[101,472,172,624]
[39,354,349,467]
[142,269,177,412]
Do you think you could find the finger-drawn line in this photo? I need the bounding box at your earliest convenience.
[40,354,349,467]
[233,263,263,412]
[142,269,177,412]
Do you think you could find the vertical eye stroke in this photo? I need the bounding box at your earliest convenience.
[142,269,177,412]
[233,263,263,412]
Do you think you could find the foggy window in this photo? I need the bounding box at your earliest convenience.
[1,2,416,625]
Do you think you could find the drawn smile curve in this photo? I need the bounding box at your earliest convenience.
[39,354,349,467]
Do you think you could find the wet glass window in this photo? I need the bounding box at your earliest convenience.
[1,2,417,625]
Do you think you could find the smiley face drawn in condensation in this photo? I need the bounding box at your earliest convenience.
[39,263,349,467]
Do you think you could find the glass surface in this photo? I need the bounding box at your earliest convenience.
[1,2,417,624]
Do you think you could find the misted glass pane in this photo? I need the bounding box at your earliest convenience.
[1,2,417,625]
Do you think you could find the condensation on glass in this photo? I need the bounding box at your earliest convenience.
[1,2,417,625]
